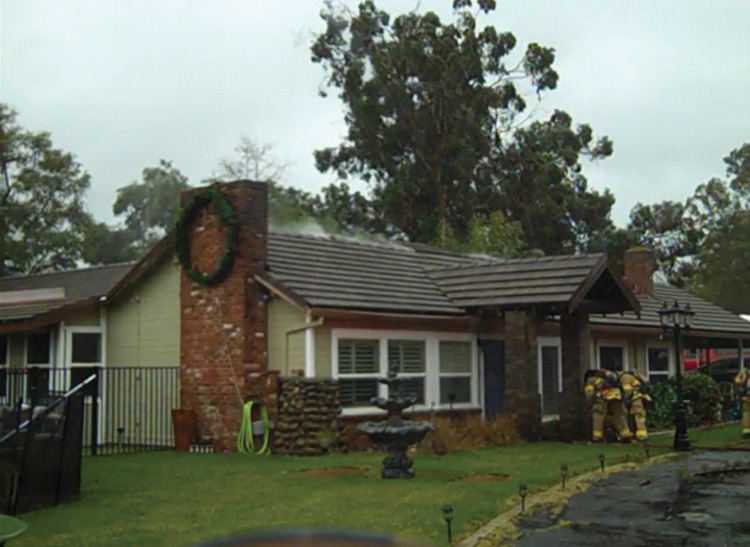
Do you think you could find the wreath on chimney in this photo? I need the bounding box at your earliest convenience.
[175,185,238,285]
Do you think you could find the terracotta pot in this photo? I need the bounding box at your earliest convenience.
[172,409,197,452]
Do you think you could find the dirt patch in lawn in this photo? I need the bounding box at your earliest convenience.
[294,466,370,477]
[455,473,511,483]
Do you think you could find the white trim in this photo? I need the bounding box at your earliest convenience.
[331,328,478,415]
[596,339,629,371]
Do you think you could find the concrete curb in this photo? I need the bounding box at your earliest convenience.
[457,452,682,547]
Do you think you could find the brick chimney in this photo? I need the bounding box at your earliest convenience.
[623,246,654,296]
[179,181,272,451]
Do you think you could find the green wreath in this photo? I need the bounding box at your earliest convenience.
[176,185,238,285]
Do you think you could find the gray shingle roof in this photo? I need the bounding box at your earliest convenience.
[267,233,487,315]
[426,254,605,309]
[591,283,750,336]
[0,263,134,322]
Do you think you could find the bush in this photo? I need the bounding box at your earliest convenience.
[646,373,722,430]
[418,414,520,454]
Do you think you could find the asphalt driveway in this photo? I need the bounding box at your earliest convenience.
[514,450,750,547]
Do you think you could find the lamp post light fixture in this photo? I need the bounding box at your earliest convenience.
[658,300,695,452]
[561,464,568,489]
[442,505,453,545]
[519,483,528,513]
[598,453,605,472]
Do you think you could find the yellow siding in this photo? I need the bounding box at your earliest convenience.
[106,259,180,367]
[65,311,101,327]
[315,327,332,378]
[267,298,306,375]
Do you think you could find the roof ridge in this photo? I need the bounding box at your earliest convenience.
[424,252,604,273]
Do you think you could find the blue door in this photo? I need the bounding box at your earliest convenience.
[481,340,505,420]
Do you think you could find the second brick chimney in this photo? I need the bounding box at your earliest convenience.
[623,246,654,296]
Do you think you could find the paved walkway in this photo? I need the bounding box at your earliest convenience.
[512,450,750,546]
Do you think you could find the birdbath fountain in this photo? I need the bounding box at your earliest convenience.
[357,363,435,479]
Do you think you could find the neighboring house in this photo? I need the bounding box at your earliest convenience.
[2,180,749,450]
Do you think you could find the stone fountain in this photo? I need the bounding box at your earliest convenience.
[357,363,435,479]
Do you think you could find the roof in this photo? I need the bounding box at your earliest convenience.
[591,284,750,337]
[264,233,638,316]
[0,263,134,323]
[426,253,637,312]
[265,233,488,315]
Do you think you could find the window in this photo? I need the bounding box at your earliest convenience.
[388,340,426,404]
[598,345,625,372]
[439,341,472,404]
[539,344,561,415]
[337,339,379,408]
[26,331,51,365]
[71,333,102,363]
[332,330,478,413]
[647,347,671,383]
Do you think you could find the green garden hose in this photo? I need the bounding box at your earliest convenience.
[237,400,270,455]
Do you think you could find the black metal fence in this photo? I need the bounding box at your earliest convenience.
[0,366,180,456]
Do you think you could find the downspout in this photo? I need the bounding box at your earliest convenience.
[285,314,324,377]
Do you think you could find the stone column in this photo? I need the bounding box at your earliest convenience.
[559,311,591,441]
[504,310,541,440]
[180,181,269,451]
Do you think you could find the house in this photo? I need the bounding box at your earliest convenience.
[1,180,749,451]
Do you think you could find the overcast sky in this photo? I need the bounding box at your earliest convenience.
[2,0,749,227]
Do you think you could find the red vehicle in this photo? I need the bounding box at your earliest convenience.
[684,348,750,371]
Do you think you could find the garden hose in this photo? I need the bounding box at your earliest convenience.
[237,400,270,455]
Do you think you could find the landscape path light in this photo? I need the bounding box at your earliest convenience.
[519,483,528,513]
[442,505,453,545]
[561,464,568,489]
[599,453,605,472]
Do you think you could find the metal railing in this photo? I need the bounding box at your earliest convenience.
[0,366,180,456]
[0,374,95,514]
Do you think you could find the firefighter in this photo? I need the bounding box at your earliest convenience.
[734,369,750,438]
[584,368,632,442]
[619,370,651,441]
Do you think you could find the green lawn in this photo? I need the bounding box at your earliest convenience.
[688,422,749,448]
[15,441,663,547]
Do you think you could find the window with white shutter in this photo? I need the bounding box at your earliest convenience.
[337,339,379,408]
[387,340,426,404]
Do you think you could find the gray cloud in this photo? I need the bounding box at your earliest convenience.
[2,0,748,227]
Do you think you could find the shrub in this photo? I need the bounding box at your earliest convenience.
[646,373,722,430]
[418,414,520,454]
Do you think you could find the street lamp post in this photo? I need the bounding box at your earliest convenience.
[658,300,695,451]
